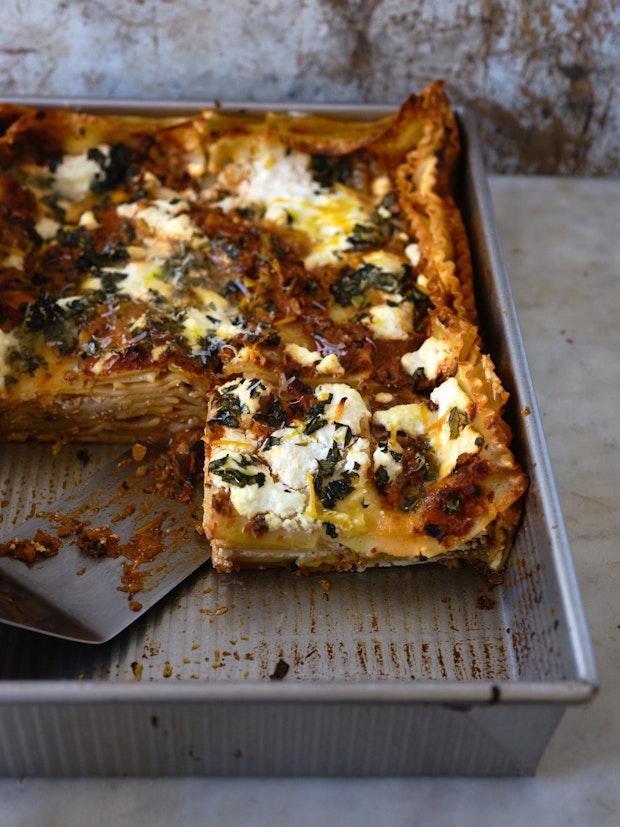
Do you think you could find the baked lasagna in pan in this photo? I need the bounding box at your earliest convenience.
[0,82,527,574]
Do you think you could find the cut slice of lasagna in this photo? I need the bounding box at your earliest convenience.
[0,82,527,574]
[204,378,372,571]
[203,359,524,573]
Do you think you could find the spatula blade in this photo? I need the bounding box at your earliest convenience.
[0,447,210,643]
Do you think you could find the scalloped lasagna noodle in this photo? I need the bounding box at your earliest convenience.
[0,83,527,574]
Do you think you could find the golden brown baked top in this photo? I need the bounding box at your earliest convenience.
[0,82,527,573]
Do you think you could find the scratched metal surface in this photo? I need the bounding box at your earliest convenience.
[0,0,617,176]
[0,440,555,683]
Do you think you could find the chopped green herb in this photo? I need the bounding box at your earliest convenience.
[316,443,341,480]
[209,388,243,428]
[262,331,281,347]
[310,154,353,188]
[400,496,421,513]
[262,434,281,450]
[257,400,287,429]
[374,466,389,493]
[210,466,266,488]
[89,143,135,194]
[441,494,461,514]
[345,223,385,252]
[304,399,328,435]
[449,407,460,439]
[247,378,265,398]
[224,468,265,487]
[329,263,401,307]
[318,475,355,508]
[448,407,469,440]
[208,455,230,472]
[425,522,445,540]
[304,415,327,435]
[23,296,79,354]
[334,423,353,447]
[192,336,224,366]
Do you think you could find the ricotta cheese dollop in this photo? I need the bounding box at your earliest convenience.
[216,138,372,269]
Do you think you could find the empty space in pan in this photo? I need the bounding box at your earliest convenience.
[0,441,569,685]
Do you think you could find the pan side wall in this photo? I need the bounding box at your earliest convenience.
[0,701,563,777]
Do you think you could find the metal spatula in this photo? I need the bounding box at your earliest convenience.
[0,447,210,643]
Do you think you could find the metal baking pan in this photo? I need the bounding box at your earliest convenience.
[0,99,597,777]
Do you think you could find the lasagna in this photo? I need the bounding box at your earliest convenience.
[0,82,527,574]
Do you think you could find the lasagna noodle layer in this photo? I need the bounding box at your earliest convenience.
[0,370,208,442]
[210,505,520,573]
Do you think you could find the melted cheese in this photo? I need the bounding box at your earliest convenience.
[361,250,406,274]
[192,287,231,310]
[343,436,370,476]
[285,343,320,367]
[430,377,473,419]
[117,199,195,241]
[56,295,83,310]
[230,473,305,521]
[181,304,244,347]
[112,260,171,301]
[372,442,403,481]
[264,424,341,489]
[284,345,344,375]
[53,147,109,201]
[293,187,370,268]
[209,444,306,522]
[316,353,344,376]
[315,383,370,433]
[373,377,481,479]
[212,380,371,534]
[428,377,481,477]
[81,275,102,291]
[2,253,24,270]
[405,242,421,267]
[371,175,391,198]
[431,423,481,480]
[364,301,413,340]
[35,216,60,240]
[216,139,371,268]
[217,377,268,416]
[373,403,431,439]
[79,210,99,229]
[0,329,18,388]
[401,334,454,381]
[264,419,369,491]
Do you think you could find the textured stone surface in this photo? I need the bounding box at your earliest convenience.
[0,0,620,175]
[0,1,617,175]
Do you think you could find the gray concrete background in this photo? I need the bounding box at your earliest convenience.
[0,1,617,175]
